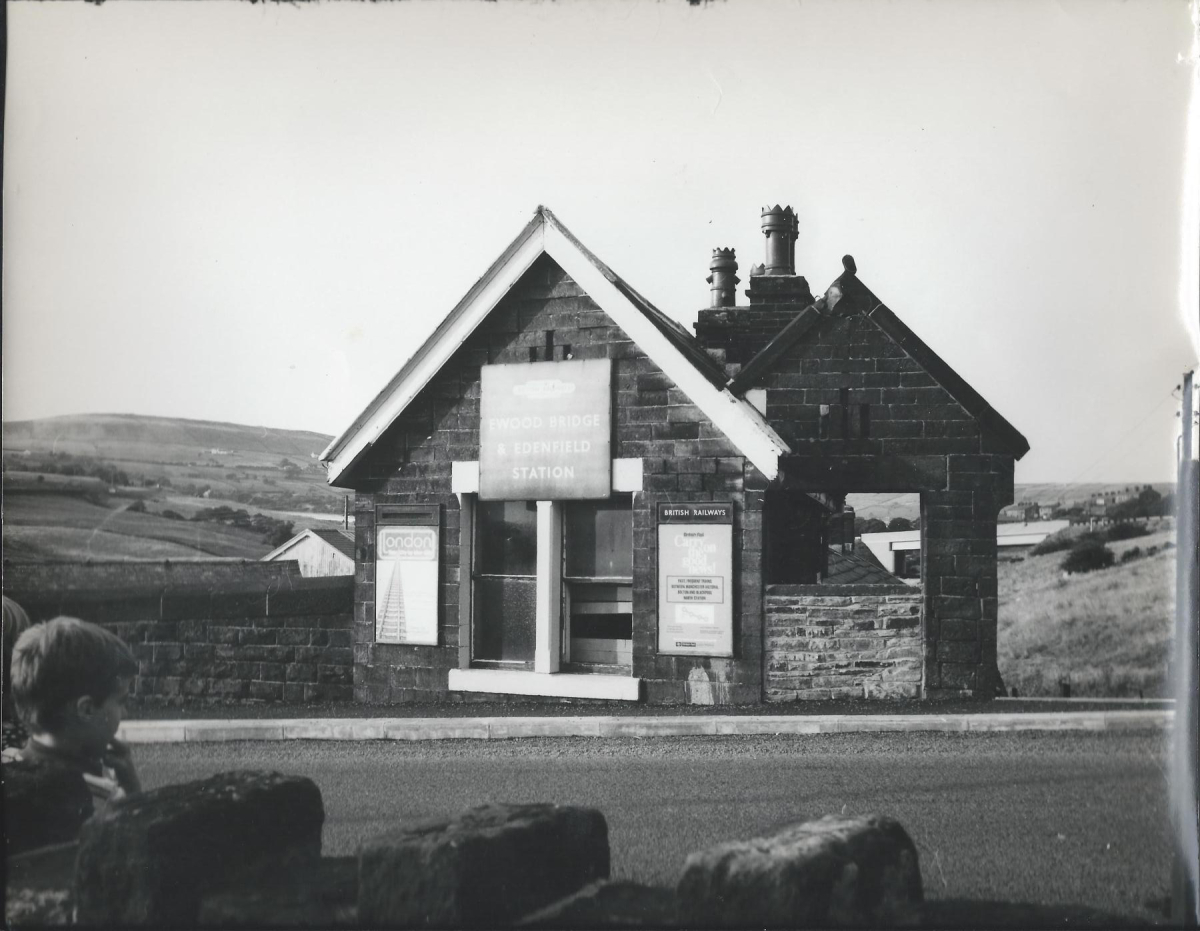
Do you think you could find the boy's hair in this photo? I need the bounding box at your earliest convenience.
[3,597,33,719]
[10,617,138,732]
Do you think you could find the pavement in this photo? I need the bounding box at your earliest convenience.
[117,707,1174,743]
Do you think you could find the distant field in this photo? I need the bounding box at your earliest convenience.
[3,492,273,560]
[162,494,348,532]
[2,526,222,562]
[1,413,351,561]
[997,525,1175,697]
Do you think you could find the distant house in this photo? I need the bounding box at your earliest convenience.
[999,502,1040,522]
[262,528,355,577]
[859,519,1071,578]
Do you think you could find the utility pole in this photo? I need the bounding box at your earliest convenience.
[1174,369,1199,928]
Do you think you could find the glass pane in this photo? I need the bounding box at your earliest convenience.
[474,577,536,661]
[476,501,538,576]
[565,497,633,578]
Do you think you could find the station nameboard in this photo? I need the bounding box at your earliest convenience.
[375,506,440,645]
[479,359,611,500]
[657,502,734,657]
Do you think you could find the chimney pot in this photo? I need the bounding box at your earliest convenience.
[706,248,739,308]
[760,204,798,276]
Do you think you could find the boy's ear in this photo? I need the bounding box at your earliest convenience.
[74,694,98,721]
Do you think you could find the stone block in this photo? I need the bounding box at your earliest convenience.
[267,580,354,617]
[3,760,94,855]
[74,770,324,926]
[676,814,922,928]
[5,841,79,926]
[516,880,677,929]
[358,803,609,928]
[198,856,358,929]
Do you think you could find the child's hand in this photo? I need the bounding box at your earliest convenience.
[104,738,142,795]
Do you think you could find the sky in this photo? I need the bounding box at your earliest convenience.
[4,0,1197,484]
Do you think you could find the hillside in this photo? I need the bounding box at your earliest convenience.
[3,413,332,466]
[1013,482,1174,507]
[848,483,1175,524]
[3,413,348,562]
[997,525,1176,697]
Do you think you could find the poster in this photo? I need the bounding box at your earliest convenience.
[375,524,439,645]
[657,503,734,657]
[479,358,611,500]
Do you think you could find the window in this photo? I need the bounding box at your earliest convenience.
[476,500,537,576]
[472,500,538,664]
[564,496,633,668]
[565,496,633,580]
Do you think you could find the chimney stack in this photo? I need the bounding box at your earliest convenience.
[760,205,798,276]
[706,248,739,308]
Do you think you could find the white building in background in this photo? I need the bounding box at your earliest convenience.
[262,528,355,577]
[859,520,1071,584]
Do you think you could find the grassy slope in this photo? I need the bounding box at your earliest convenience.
[997,527,1176,697]
[2,414,349,560]
[3,493,272,560]
[3,527,225,562]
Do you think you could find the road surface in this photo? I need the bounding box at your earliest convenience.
[136,729,1171,922]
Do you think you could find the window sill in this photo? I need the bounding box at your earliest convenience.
[448,668,641,701]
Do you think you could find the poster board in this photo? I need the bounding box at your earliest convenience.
[375,506,440,645]
[656,502,734,657]
[479,358,611,500]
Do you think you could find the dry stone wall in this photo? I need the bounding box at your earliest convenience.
[765,584,923,701]
[4,567,353,703]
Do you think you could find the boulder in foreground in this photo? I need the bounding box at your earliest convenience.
[358,802,609,928]
[677,813,922,928]
[74,769,324,926]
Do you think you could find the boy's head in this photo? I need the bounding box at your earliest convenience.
[10,616,138,755]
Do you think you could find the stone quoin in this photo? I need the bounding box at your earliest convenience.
[320,205,1028,705]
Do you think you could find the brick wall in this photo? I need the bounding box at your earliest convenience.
[759,313,986,452]
[695,304,804,368]
[764,584,923,701]
[921,455,1012,698]
[4,560,303,594]
[349,254,763,705]
[4,570,353,704]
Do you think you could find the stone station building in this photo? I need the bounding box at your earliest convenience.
[321,206,1028,706]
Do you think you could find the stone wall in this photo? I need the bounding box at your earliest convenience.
[765,584,923,701]
[750,303,1016,700]
[4,567,353,703]
[921,455,1012,698]
[349,254,762,705]
[4,560,303,595]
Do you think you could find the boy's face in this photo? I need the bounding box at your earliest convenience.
[77,677,131,756]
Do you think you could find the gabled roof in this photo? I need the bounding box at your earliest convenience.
[729,257,1030,459]
[321,207,790,486]
[262,527,355,563]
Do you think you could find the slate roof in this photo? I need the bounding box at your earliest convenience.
[825,546,910,586]
[729,257,1030,459]
[309,528,356,559]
